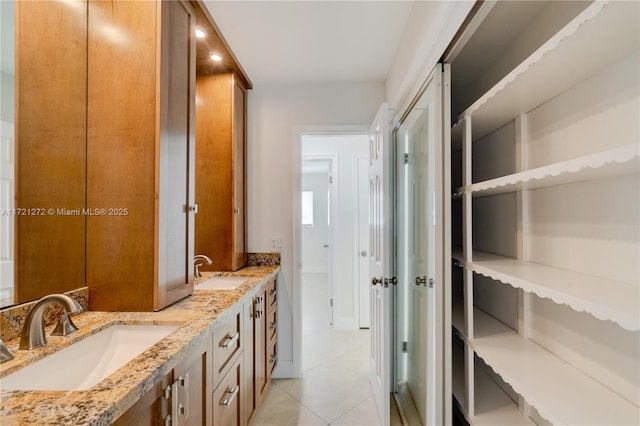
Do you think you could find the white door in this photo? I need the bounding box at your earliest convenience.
[369,103,391,425]
[0,120,14,305]
[357,156,370,328]
[395,64,449,425]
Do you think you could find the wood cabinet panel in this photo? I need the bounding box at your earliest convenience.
[213,355,243,426]
[174,334,212,426]
[243,297,256,424]
[87,0,195,311]
[15,0,87,303]
[113,372,173,426]
[213,306,243,388]
[195,72,247,272]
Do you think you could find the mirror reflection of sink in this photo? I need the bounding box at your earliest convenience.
[195,276,247,290]
[0,324,179,391]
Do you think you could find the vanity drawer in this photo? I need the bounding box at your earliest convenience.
[213,355,243,426]
[212,307,242,388]
[267,277,277,309]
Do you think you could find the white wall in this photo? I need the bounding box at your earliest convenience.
[1,72,14,122]
[303,134,369,330]
[246,82,383,376]
[301,171,329,273]
[384,1,474,113]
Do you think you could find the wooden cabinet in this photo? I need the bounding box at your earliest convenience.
[86,0,196,311]
[114,276,278,425]
[266,278,278,382]
[242,295,257,424]
[115,334,212,425]
[242,277,278,422]
[448,2,640,424]
[195,72,247,272]
[253,281,269,407]
[14,0,87,303]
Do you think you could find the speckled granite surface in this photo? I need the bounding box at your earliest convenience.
[0,266,279,426]
[0,287,90,342]
[247,252,281,266]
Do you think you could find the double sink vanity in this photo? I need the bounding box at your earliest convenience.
[0,265,279,425]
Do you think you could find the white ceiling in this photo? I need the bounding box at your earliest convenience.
[203,1,414,85]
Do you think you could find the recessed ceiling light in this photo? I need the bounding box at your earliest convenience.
[195,29,206,39]
[210,54,223,62]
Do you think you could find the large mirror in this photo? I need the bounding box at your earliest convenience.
[0,0,87,308]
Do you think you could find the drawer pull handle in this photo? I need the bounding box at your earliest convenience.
[269,289,277,297]
[270,321,277,330]
[220,385,240,407]
[270,355,277,365]
[220,332,240,349]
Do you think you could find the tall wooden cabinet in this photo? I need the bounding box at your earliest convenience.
[87,0,196,311]
[448,1,639,424]
[195,72,247,272]
[14,0,87,303]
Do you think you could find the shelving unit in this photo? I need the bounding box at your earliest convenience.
[448,1,640,424]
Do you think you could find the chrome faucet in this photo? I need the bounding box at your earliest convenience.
[194,254,213,278]
[19,294,82,350]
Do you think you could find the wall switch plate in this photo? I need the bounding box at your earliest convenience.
[271,237,284,252]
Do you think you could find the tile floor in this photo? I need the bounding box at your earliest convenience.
[252,273,383,426]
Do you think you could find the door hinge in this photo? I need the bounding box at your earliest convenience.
[403,153,409,164]
[402,341,408,353]
[328,175,333,184]
[330,299,333,307]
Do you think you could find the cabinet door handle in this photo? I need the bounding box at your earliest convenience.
[220,332,240,349]
[179,373,189,419]
[270,355,277,365]
[233,208,240,214]
[220,385,240,407]
[270,321,277,331]
[171,381,179,426]
[269,289,277,297]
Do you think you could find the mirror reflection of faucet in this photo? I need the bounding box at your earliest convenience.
[0,338,14,363]
[194,254,213,278]
[19,294,82,350]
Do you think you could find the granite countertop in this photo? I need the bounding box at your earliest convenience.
[0,266,279,426]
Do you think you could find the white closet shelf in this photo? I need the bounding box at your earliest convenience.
[454,0,640,141]
[453,144,640,198]
[471,308,640,425]
[468,250,639,331]
[453,341,536,426]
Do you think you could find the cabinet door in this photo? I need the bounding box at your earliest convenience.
[243,298,256,423]
[173,334,212,426]
[157,0,196,309]
[232,79,247,270]
[254,284,269,405]
[113,373,173,425]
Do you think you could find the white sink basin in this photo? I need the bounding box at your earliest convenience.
[0,324,178,391]
[195,276,247,290]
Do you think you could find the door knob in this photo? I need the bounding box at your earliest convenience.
[415,276,427,286]
[324,244,329,248]
[361,251,367,257]
[371,277,383,286]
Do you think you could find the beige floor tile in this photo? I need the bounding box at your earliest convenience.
[252,383,328,426]
[331,396,382,426]
[275,364,372,423]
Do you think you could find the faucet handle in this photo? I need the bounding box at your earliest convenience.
[51,311,79,336]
